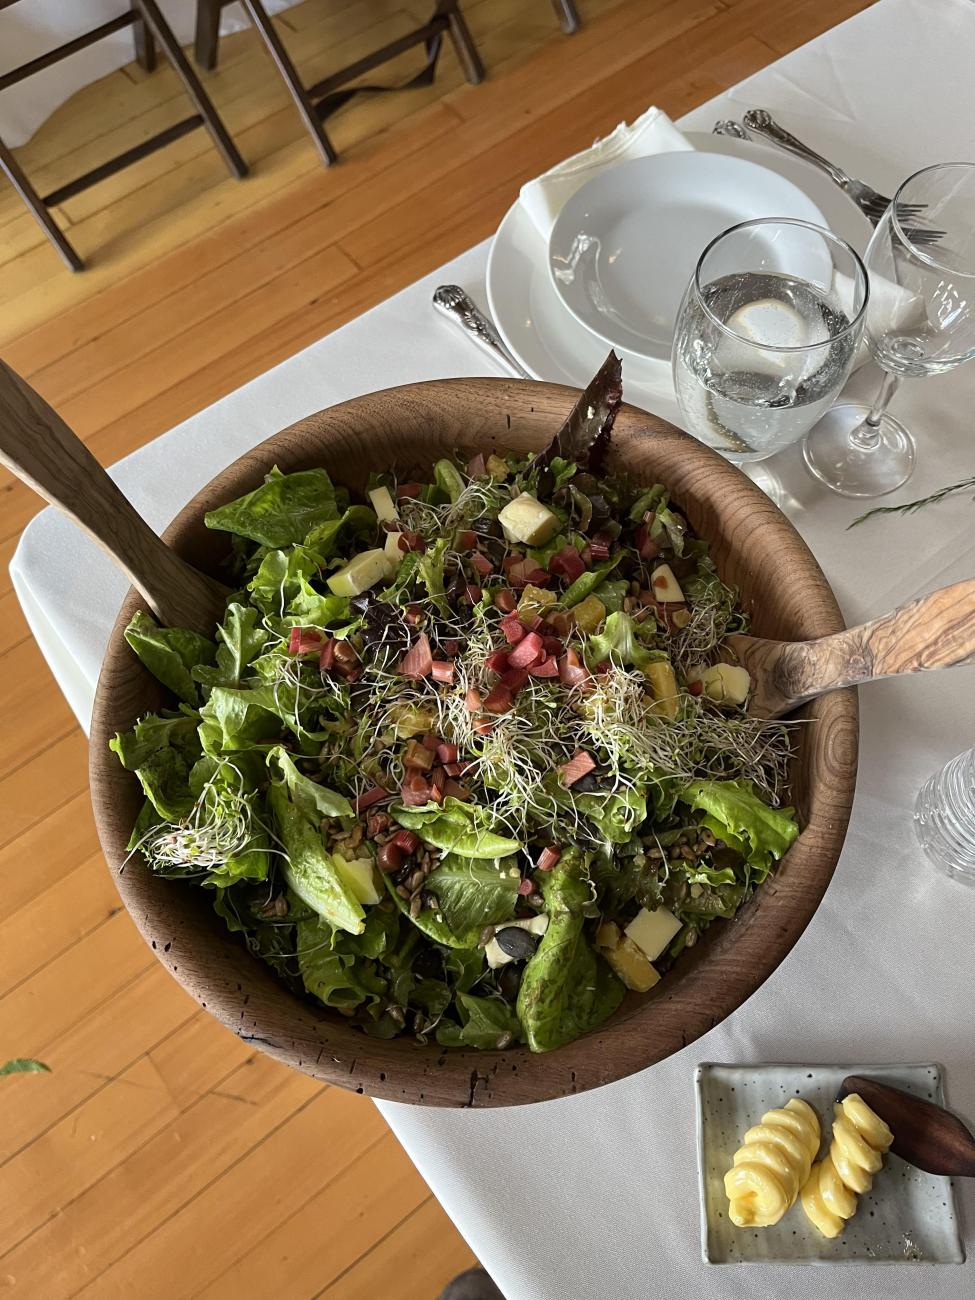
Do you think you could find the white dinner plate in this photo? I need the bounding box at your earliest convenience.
[696,1062,965,1265]
[485,133,873,420]
[548,152,827,361]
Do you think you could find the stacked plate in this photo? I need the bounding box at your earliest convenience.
[486,132,872,421]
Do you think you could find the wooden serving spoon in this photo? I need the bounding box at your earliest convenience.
[0,360,228,635]
[840,1075,975,1178]
[726,580,975,719]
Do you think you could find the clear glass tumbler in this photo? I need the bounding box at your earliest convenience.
[914,747,975,885]
[671,218,867,463]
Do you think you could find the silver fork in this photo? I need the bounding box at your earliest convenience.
[713,111,944,244]
[740,109,944,239]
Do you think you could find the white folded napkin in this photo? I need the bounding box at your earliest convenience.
[518,106,693,241]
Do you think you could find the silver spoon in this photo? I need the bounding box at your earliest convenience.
[433,285,532,379]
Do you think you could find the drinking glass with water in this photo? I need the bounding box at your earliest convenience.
[672,218,867,463]
[915,748,975,886]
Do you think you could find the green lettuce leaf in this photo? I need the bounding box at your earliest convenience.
[205,467,340,547]
[109,710,198,771]
[585,611,663,673]
[199,686,281,754]
[591,578,628,613]
[123,610,215,705]
[434,459,465,503]
[679,779,799,880]
[297,909,397,1009]
[516,852,624,1052]
[436,992,522,1050]
[391,799,521,859]
[303,505,377,562]
[424,854,520,935]
[110,708,202,821]
[269,776,364,934]
[0,1059,50,1077]
[574,786,647,844]
[267,746,352,820]
[193,603,267,689]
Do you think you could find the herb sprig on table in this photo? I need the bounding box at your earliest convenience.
[849,473,975,527]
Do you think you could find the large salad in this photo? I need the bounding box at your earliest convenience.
[110,356,798,1054]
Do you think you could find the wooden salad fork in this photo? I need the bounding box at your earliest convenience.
[726,580,975,719]
[840,1075,975,1178]
[0,360,228,635]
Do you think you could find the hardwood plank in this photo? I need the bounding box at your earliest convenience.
[0,790,98,916]
[0,852,117,997]
[0,729,87,851]
[197,1131,436,1300]
[0,585,31,655]
[317,1196,479,1299]
[0,639,77,780]
[75,1087,388,1299]
[0,1054,315,1298]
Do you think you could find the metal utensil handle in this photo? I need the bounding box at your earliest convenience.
[742,109,852,190]
[433,285,532,379]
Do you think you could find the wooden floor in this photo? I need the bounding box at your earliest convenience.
[0,0,872,1295]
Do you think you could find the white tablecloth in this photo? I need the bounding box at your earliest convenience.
[0,0,298,148]
[10,0,975,1296]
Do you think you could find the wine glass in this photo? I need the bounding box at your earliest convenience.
[804,162,975,497]
[672,219,867,464]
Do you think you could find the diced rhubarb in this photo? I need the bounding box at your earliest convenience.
[507,559,552,590]
[404,604,425,626]
[443,639,460,658]
[559,750,597,787]
[443,779,471,802]
[289,627,324,655]
[396,482,422,500]
[403,741,435,771]
[493,589,518,613]
[507,631,544,669]
[485,648,511,674]
[465,583,482,605]
[517,878,534,896]
[400,773,431,806]
[470,551,493,578]
[473,718,495,735]
[428,782,445,804]
[634,524,660,561]
[442,762,464,776]
[377,842,404,873]
[398,529,426,553]
[391,829,421,854]
[430,766,446,793]
[464,687,482,712]
[528,655,560,678]
[500,613,526,644]
[688,678,704,697]
[353,785,389,813]
[594,660,610,674]
[483,683,514,714]
[318,638,337,671]
[399,632,433,679]
[455,530,477,550]
[436,741,459,765]
[500,667,529,692]
[422,732,441,752]
[542,635,563,656]
[431,660,455,684]
[547,611,574,638]
[580,544,593,566]
[549,544,586,584]
[467,452,487,477]
[558,648,591,689]
[536,845,562,872]
[589,538,611,561]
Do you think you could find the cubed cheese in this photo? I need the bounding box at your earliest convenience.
[332,853,381,906]
[368,485,399,523]
[498,493,561,545]
[688,662,751,706]
[602,935,661,993]
[625,906,682,961]
[326,549,390,597]
[384,530,405,565]
[485,915,549,969]
[644,660,679,721]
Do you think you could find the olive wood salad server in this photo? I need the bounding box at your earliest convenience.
[840,1076,975,1178]
[0,359,228,634]
[727,580,975,719]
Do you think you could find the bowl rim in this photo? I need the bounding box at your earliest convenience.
[89,377,858,1108]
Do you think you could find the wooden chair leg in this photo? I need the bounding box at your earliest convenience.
[441,2,484,84]
[133,0,248,179]
[551,0,581,34]
[194,0,224,72]
[132,3,157,71]
[240,0,338,168]
[0,137,83,271]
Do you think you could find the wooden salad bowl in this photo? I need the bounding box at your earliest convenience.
[88,379,858,1107]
